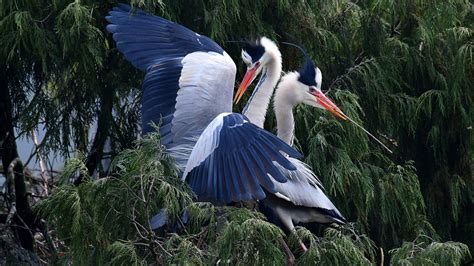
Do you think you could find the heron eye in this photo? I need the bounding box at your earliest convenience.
[255,61,260,67]
[309,87,316,93]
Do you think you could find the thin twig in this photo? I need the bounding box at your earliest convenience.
[39,220,58,262]
[23,129,52,167]
[12,209,35,242]
[278,237,295,266]
[380,247,384,266]
[343,114,393,154]
[32,10,54,23]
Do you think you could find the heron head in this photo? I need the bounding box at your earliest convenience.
[234,37,280,103]
[296,57,346,120]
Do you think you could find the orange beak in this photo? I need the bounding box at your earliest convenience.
[313,90,347,120]
[234,66,258,104]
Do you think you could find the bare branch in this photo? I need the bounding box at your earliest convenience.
[31,130,49,195]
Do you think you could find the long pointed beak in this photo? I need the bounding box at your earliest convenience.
[313,90,347,120]
[234,66,258,104]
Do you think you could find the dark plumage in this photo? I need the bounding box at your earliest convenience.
[244,40,265,62]
[297,57,317,87]
[186,113,302,204]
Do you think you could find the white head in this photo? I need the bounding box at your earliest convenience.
[276,57,346,120]
[234,37,282,103]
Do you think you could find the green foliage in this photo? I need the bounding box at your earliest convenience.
[390,235,471,266]
[55,1,105,69]
[290,226,375,266]
[213,208,285,265]
[366,160,428,246]
[107,241,141,266]
[38,132,193,264]
[33,134,298,264]
[38,134,472,264]
[0,0,142,158]
[2,0,473,264]
[287,0,473,252]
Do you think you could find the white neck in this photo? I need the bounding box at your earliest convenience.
[273,72,301,145]
[243,56,282,128]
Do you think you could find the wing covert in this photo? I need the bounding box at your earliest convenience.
[183,113,303,204]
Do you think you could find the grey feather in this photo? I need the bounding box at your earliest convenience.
[272,158,341,215]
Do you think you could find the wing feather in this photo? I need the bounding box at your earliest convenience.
[107,5,235,172]
[239,150,265,199]
[184,113,303,204]
[272,158,344,218]
[106,4,223,71]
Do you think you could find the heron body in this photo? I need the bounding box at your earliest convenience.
[238,49,347,236]
[261,67,348,233]
[106,4,302,205]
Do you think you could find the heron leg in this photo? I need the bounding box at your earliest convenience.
[277,237,295,266]
[279,215,308,253]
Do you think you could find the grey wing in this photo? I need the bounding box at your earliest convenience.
[182,113,303,204]
[173,52,235,143]
[143,52,236,171]
[106,5,236,171]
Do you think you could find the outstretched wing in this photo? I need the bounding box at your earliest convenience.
[106,5,235,166]
[140,52,235,147]
[183,113,303,204]
[106,4,224,71]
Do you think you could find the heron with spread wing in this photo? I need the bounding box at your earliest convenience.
[106,4,300,204]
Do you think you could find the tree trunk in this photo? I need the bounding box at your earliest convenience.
[0,66,35,251]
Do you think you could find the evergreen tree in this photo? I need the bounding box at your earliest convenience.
[0,0,472,264]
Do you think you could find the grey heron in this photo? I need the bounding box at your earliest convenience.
[237,47,347,252]
[106,4,300,205]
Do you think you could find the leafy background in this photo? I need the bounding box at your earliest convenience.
[0,0,472,264]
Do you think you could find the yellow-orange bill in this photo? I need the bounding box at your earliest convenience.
[314,90,347,121]
[234,67,257,104]
[314,90,393,154]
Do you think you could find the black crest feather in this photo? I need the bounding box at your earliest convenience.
[281,42,317,86]
[243,39,265,63]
